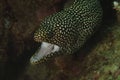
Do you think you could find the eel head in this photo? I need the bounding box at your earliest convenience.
[30,22,68,64]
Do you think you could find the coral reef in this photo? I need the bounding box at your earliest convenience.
[0,0,120,80]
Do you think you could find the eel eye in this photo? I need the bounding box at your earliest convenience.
[47,31,55,39]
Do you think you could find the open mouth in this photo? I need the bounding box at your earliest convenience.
[30,42,60,64]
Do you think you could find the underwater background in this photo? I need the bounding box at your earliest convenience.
[0,0,120,80]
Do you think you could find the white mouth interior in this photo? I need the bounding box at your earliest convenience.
[30,42,60,64]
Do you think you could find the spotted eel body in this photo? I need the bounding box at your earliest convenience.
[30,0,103,64]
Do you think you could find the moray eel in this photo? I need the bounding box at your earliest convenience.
[30,0,103,64]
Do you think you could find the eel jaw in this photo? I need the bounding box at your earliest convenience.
[30,42,60,64]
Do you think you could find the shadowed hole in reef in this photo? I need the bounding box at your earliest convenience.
[3,40,40,80]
